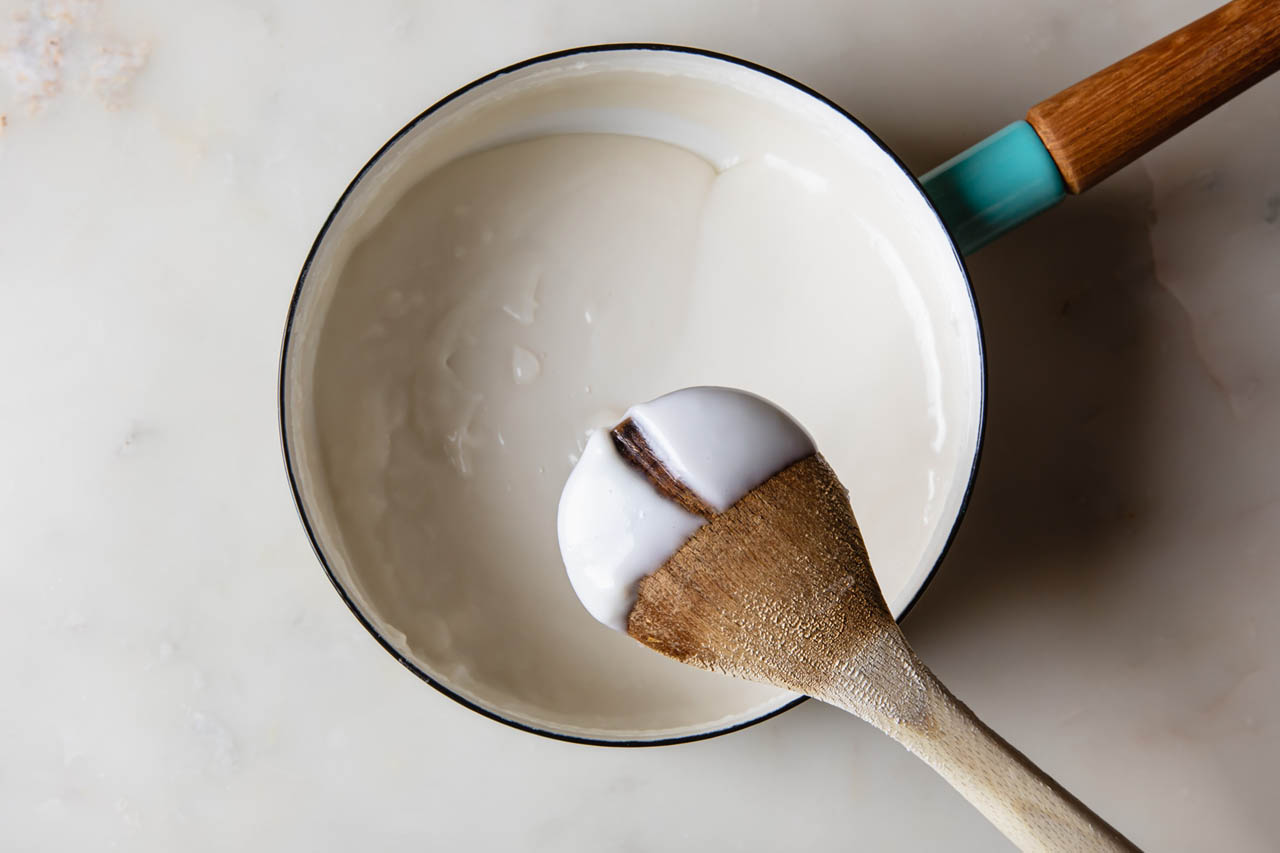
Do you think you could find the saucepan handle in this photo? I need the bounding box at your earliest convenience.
[922,0,1280,254]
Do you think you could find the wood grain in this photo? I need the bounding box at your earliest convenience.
[611,417,716,517]
[630,455,1138,852]
[1026,0,1280,193]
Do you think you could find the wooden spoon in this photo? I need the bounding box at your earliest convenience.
[624,451,1139,853]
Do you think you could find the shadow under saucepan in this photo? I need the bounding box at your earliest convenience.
[901,165,1172,846]
[857,140,1275,846]
[907,172,1163,639]
[897,161,1280,849]
[864,112,1168,643]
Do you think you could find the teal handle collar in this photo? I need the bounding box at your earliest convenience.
[920,121,1066,255]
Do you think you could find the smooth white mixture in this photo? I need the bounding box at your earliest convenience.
[293,53,982,741]
[558,387,814,630]
[308,130,974,737]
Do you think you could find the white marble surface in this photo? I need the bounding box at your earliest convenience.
[2,0,1277,848]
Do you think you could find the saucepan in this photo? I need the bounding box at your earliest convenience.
[279,1,1280,744]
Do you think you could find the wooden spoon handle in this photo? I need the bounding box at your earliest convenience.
[889,669,1136,852]
[816,631,1138,852]
[1026,0,1280,193]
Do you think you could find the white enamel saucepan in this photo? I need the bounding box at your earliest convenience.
[280,4,1280,745]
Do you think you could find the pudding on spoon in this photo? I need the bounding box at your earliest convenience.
[558,387,814,630]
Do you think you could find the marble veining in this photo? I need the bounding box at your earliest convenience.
[0,0,149,115]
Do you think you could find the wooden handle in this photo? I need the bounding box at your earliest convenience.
[815,630,1139,852]
[892,669,1136,852]
[1026,0,1280,193]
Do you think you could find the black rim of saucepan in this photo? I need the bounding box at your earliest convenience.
[278,43,986,747]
